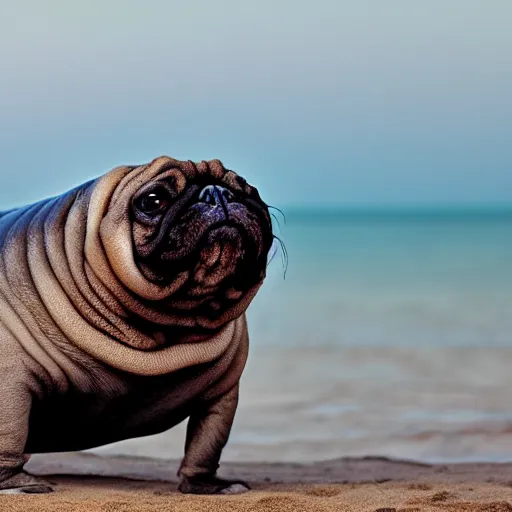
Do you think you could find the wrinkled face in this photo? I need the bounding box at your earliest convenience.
[124,157,273,329]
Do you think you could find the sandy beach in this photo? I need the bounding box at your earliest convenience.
[0,453,510,511]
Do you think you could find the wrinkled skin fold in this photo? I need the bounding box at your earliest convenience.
[0,156,273,494]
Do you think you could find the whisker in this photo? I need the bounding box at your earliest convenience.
[268,205,287,225]
[270,212,283,235]
[267,239,280,267]
[268,234,289,279]
[264,205,288,279]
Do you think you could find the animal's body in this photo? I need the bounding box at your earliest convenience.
[0,156,273,494]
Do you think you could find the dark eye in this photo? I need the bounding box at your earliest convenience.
[135,189,170,215]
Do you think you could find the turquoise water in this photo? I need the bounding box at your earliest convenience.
[248,210,512,348]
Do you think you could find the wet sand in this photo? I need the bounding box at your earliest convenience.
[1,453,512,511]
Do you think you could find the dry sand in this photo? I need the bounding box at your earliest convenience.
[0,453,511,511]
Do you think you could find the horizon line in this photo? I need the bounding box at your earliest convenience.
[277,204,512,218]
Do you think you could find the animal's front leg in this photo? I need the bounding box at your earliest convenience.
[0,385,52,494]
[178,383,249,495]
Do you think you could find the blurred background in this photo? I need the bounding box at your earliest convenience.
[1,1,512,463]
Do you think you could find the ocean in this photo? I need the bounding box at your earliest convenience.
[92,210,512,464]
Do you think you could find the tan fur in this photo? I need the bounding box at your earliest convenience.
[0,156,271,494]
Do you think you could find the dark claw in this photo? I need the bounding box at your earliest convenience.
[20,484,55,494]
[178,475,251,495]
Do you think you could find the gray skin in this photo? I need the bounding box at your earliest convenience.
[0,156,273,495]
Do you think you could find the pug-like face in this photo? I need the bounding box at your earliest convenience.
[110,157,273,333]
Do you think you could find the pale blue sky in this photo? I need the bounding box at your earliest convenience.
[1,1,511,209]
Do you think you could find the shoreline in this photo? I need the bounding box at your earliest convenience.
[25,452,512,485]
[2,453,509,511]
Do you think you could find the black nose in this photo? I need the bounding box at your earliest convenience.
[198,185,234,206]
